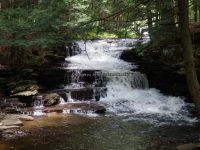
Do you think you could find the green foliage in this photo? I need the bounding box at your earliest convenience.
[0,0,70,67]
[0,0,198,68]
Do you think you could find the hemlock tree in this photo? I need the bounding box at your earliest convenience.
[178,0,200,115]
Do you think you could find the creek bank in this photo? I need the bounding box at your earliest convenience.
[120,49,190,100]
[0,114,34,139]
[0,114,34,129]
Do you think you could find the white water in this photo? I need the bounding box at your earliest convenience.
[33,96,44,109]
[65,39,196,122]
[65,40,135,72]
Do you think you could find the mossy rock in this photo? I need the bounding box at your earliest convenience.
[11,84,39,94]
[43,93,60,107]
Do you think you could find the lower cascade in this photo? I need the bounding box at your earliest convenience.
[64,39,196,123]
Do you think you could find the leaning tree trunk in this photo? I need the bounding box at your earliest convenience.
[178,0,200,116]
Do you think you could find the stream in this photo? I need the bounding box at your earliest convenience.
[1,39,200,150]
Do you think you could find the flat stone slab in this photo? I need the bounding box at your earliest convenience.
[12,90,38,96]
[0,114,34,125]
[7,114,34,121]
[0,126,20,130]
[1,118,23,126]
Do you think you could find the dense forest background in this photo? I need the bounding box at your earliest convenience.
[1,0,200,114]
[0,0,199,67]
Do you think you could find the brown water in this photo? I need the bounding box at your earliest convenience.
[0,113,200,150]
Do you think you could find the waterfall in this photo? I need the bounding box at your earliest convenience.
[66,92,74,103]
[32,96,45,116]
[64,39,195,122]
[33,96,43,108]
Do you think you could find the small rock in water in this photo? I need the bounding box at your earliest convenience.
[177,143,200,150]
[43,93,61,106]
[95,106,106,114]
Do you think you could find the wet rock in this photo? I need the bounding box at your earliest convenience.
[81,70,96,83]
[94,106,106,114]
[2,129,27,139]
[66,42,81,57]
[177,143,200,150]
[1,118,23,126]
[12,90,38,97]
[11,84,39,97]
[42,102,106,114]
[43,93,61,106]
[0,114,33,131]
[8,114,34,121]
[0,126,20,130]
[35,67,66,89]
[120,50,136,62]
[0,98,26,113]
[11,84,38,94]
[120,50,190,99]
[4,107,22,114]
[71,88,94,101]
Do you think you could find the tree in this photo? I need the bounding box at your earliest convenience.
[178,0,200,115]
[0,0,83,68]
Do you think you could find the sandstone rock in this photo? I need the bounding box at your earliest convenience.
[10,83,39,97]
[12,90,38,96]
[8,114,34,121]
[11,84,39,94]
[0,125,20,130]
[1,118,23,126]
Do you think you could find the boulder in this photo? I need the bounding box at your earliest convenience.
[8,81,39,97]
[177,143,200,150]
[43,93,61,107]
[11,84,38,94]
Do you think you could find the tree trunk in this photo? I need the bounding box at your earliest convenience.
[178,0,200,116]
[158,0,176,41]
[193,0,198,22]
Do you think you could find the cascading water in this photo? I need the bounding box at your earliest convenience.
[33,96,45,116]
[33,96,43,109]
[65,39,196,123]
